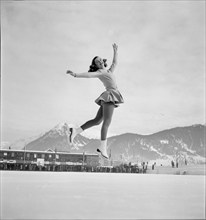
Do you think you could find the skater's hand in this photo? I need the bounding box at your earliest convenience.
[66,70,73,74]
[66,70,76,77]
[112,43,118,52]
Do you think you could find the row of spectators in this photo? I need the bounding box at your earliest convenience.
[0,162,146,173]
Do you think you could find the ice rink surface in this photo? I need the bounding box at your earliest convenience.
[1,171,205,219]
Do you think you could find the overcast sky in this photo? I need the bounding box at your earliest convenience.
[1,1,205,144]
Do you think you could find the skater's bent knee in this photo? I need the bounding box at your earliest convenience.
[93,118,102,126]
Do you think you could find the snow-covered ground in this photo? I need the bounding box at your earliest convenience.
[0,171,205,219]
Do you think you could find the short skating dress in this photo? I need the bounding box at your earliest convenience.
[95,64,124,107]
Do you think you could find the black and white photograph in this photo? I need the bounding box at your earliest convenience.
[1,0,205,219]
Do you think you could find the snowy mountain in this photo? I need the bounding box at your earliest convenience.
[5,123,206,165]
[106,125,205,164]
[23,123,90,152]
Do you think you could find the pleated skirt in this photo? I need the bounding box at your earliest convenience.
[95,89,124,107]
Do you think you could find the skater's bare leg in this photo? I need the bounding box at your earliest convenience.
[81,106,103,130]
[101,103,115,140]
[69,106,103,144]
[97,103,115,159]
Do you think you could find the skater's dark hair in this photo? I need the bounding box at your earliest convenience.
[88,56,107,72]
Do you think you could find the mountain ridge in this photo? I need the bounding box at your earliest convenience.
[2,123,205,165]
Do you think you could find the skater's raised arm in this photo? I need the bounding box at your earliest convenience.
[66,70,99,78]
[108,43,118,73]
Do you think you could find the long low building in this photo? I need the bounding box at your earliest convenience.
[0,149,100,171]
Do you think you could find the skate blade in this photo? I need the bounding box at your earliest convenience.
[97,149,109,160]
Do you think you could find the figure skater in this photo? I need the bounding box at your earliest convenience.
[66,43,124,159]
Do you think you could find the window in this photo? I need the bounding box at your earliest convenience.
[56,154,59,159]
[4,152,7,156]
[11,152,15,157]
[41,154,45,159]
[34,154,37,158]
[27,153,30,158]
[49,154,52,158]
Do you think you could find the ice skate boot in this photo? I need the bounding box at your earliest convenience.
[97,140,109,159]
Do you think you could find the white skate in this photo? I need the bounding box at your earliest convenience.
[97,140,109,159]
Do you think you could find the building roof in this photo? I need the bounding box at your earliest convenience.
[0,149,99,156]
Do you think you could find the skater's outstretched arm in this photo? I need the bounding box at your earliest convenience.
[66,70,99,78]
[108,43,118,73]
